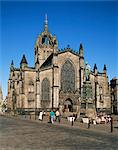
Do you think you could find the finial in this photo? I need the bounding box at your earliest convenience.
[44,14,48,32]
[80,43,83,49]
[10,60,14,71]
[79,43,84,57]
[11,60,14,66]
[103,64,107,70]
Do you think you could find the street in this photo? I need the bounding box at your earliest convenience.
[0,115,118,150]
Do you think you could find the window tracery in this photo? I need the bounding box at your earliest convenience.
[41,78,50,100]
[28,80,34,101]
[61,60,75,92]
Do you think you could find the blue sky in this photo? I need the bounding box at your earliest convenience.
[0,1,118,98]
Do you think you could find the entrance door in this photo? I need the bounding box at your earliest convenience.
[64,99,73,112]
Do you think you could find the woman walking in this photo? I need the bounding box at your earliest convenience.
[50,110,55,123]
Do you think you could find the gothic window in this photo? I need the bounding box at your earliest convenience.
[83,84,92,99]
[19,81,23,94]
[99,86,103,100]
[61,60,75,92]
[81,103,86,109]
[28,93,34,101]
[28,80,34,93]
[28,80,34,101]
[41,78,50,101]
[88,103,93,108]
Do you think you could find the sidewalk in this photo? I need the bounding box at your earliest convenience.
[1,113,118,136]
[37,115,118,135]
[51,117,118,135]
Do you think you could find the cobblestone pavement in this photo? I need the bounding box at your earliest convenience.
[0,115,118,150]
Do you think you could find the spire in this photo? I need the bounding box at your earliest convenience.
[80,43,83,50]
[44,14,48,32]
[20,54,28,65]
[20,54,28,68]
[10,60,14,71]
[79,43,84,57]
[103,64,107,77]
[103,64,107,71]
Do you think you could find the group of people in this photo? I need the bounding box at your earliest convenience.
[95,115,111,124]
[49,109,61,123]
[38,108,61,124]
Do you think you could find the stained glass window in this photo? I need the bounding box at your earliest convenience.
[28,80,34,101]
[41,78,50,100]
[61,60,75,92]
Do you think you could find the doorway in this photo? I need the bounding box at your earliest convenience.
[64,98,73,112]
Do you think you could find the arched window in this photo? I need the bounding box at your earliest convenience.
[61,60,75,92]
[28,80,34,101]
[41,78,50,100]
[28,80,34,93]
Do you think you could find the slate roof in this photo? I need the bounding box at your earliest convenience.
[40,53,53,69]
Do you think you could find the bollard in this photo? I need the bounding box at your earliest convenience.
[72,117,74,126]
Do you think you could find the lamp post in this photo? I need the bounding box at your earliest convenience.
[94,76,98,112]
[110,116,113,133]
[12,90,16,116]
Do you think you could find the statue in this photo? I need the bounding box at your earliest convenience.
[85,62,91,81]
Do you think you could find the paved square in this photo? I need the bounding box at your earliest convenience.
[0,116,118,150]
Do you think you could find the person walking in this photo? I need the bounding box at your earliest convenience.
[50,110,55,124]
[55,108,61,123]
[38,111,43,121]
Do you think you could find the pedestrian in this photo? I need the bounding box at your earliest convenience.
[88,118,91,129]
[50,110,55,124]
[38,111,43,121]
[73,113,77,121]
[55,108,61,123]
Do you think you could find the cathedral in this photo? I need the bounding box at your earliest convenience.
[7,15,111,117]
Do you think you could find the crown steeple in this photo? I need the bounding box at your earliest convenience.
[44,14,48,32]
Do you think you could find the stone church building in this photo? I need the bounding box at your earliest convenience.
[7,15,111,117]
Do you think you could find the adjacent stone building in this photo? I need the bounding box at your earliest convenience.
[110,78,118,114]
[7,15,111,117]
[0,86,3,112]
